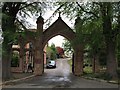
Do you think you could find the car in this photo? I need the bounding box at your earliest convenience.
[46,60,56,68]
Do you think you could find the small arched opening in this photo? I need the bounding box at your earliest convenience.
[24,42,34,73]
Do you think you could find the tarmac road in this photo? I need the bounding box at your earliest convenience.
[2,58,119,89]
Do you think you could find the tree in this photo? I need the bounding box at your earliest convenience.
[62,38,73,57]
[83,17,103,73]
[2,2,22,80]
[2,2,47,80]
[50,43,57,59]
[50,43,57,54]
[117,33,120,67]
[100,2,120,78]
[46,43,57,60]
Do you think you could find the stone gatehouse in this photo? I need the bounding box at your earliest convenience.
[11,14,84,76]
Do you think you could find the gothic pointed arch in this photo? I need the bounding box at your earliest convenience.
[43,17,75,47]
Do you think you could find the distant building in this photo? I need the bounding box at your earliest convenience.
[56,46,65,58]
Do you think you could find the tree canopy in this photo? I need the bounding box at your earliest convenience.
[54,2,120,78]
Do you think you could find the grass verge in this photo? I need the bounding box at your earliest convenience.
[67,59,120,84]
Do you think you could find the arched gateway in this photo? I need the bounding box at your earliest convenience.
[16,15,84,76]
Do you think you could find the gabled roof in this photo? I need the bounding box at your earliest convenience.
[44,17,73,32]
[43,16,75,47]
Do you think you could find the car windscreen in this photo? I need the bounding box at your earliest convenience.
[50,61,55,64]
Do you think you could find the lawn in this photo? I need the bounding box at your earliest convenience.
[67,59,93,74]
[67,59,120,84]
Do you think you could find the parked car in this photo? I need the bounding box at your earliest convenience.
[46,60,56,68]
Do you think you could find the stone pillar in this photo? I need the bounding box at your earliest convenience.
[92,55,100,73]
[74,45,84,76]
[19,46,25,72]
[18,36,25,73]
[34,14,44,75]
[34,42,44,75]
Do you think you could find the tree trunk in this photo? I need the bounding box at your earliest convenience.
[106,40,117,79]
[100,2,118,79]
[2,2,21,81]
[2,38,12,81]
[2,17,14,81]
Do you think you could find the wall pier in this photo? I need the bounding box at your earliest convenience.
[74,45,84,76]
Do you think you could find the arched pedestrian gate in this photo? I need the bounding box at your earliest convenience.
[33,15,84,76]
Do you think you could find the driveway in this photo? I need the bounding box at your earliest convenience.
[2,58,119,89]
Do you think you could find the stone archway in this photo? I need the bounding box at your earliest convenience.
[42,17,75,74]
[33,15,84,76]
[14,14,84,76]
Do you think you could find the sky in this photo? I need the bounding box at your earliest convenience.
[48,35,65,47]
[26,6,75,47]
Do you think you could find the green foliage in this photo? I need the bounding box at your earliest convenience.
[99,50,107,66]
[84,18,106,67]
[83,66,93,74]
[11,52,19,67]
[46,46,52,59]
[55,2,79,20]
[83,72,113,81]
[50,43,57,60]
[95,73,112,81]
[62,38,73,57]
[46,43,57,60]
[50,43,57,53]
[50,52,56,60]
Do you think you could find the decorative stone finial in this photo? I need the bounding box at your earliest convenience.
[40,12,42,17]
[59,11,61,17]
[36,13,44,24]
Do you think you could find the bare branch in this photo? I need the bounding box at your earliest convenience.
[16,18,27,30]
[76,2,99,18]
[112,2,120,37]
[19,2,38,10]
[44,3,65,24]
